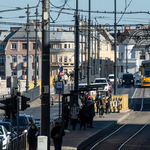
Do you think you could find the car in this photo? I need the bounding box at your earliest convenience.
[92,78,109,92]
[79,83,96,95]
[0,122,17,139]
[108,74,114,83]
[0,125,11,150]
[107,79,112,92]
[3,114,30,135]
[26,115,40,127]
[121,73,135,86]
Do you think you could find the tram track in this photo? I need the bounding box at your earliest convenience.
[84,87,150,150]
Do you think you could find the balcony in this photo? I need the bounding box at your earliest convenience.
[22,62,27,68]
[11,62,17,69]
[22,75,27,80]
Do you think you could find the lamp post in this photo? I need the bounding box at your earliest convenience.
[34,7,38,87]
[26,4,30,92]
[114,0,117,95]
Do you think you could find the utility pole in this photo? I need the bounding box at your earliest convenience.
[114,0,117,95]
[97,26,100,76]
[41,0,50,149]
[91,21,93,75]
[87,0,91,85]
[26,4,30,92]
[94,21,97,75]
[74,0,79,104]
[34,7,38,87]
[81,15,83,80]
[84,17,87,79]
[126,44,128,73]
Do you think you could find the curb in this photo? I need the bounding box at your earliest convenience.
[77,110,133,150]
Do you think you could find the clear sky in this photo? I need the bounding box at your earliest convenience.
[0,0,150,31]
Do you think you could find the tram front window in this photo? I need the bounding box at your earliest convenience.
[144,69,150,77]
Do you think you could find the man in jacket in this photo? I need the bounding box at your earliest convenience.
[70,103,79,130]
[51,122,65,150]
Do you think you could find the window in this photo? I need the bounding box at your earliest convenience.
[68,44,71,48]
[22,69,27,75]
[0,44,5,49]
[12,56,17,62]
[121,52,124,59]
[69,69,72,73]
[72,44,74,49]
[105,57,108,64]
[33,43,38,49]
[22,43,27,49]
[58,56,62,62]
[11,43,16,50]
[50,44,53,49]
[64,69,67,73]
[33,56,38,62]
[12,69,17,76]
[56,44,61,49]
[22,56,27,62]
[0,56,4,66]
[121,66,123,72]
[0,70,5,76]
[64,44,67,48]
[105,45,108,51]
[69,56,72,62]
[64,56,67,62]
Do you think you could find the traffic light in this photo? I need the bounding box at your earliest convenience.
[0,96,17,119]
[21,96,30,111]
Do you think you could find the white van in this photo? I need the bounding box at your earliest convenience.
[108,74,114,83]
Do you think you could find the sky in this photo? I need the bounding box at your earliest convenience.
[0,0,150,32]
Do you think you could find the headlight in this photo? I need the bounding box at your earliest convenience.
[131,80,133,82]
[123,80,125,82]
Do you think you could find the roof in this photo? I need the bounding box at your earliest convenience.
[0,32,15,42]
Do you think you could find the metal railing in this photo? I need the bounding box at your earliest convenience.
[22,86,40,102]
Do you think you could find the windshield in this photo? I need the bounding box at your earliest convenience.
[144,68,150,77]
[3,117,28,126]
[0,127,3,135]
[109,76,114,79]
[94,79,107,83]
[123,74,133,79]
[28,117,33,124]
[0,123,10,131]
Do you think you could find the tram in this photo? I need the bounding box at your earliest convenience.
[141,60,150,87]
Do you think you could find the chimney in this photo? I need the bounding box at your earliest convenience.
[99,24,104,29]
[125,26,130,30]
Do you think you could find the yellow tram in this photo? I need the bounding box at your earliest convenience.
[141,60,150,87]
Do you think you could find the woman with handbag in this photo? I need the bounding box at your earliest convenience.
[51,122,65,150]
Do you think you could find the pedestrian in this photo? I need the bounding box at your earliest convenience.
[27,123,38,150]
[63,102,70,132]
[70,102,79,130]
[79,104,89,130]
[95,95,101,114]
[87,96,95,128]
[63,73,68,84]
[105,94,111,114]
[99,95,106,118]
[51,122,65,150]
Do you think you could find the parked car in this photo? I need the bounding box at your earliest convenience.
[26,115,40,127]
[3,114,30,135]
[0,125,11,150]
[108,74,114,83]
[0,122,17,139]
[92,78,109,92]
[107,79,113,92]
[121,73,135,86]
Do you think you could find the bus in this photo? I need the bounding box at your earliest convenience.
[141,60,150,87]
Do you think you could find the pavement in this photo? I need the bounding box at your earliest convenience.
[50,110,132,150]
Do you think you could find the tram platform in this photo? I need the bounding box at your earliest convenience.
[50,110,132,150]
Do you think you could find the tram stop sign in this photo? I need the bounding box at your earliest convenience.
[60,72,64,76]
[55,81,64,89]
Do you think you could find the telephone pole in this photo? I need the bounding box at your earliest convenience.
[41,0,50,149]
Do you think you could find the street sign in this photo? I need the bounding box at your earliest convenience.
[59,66,63,72]
[55,81,64,89]
[60,72,64,76]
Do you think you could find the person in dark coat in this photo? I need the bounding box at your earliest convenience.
[27,123,38,150]
[106,95,111,114]
[51,122,65,150]
[63,102,70,131]
[86,96,95,128]
[79,104,89,130]
[99,96,106,118]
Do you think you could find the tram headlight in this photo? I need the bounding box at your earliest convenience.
[123,80,125,82]
[131,80,133,82]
